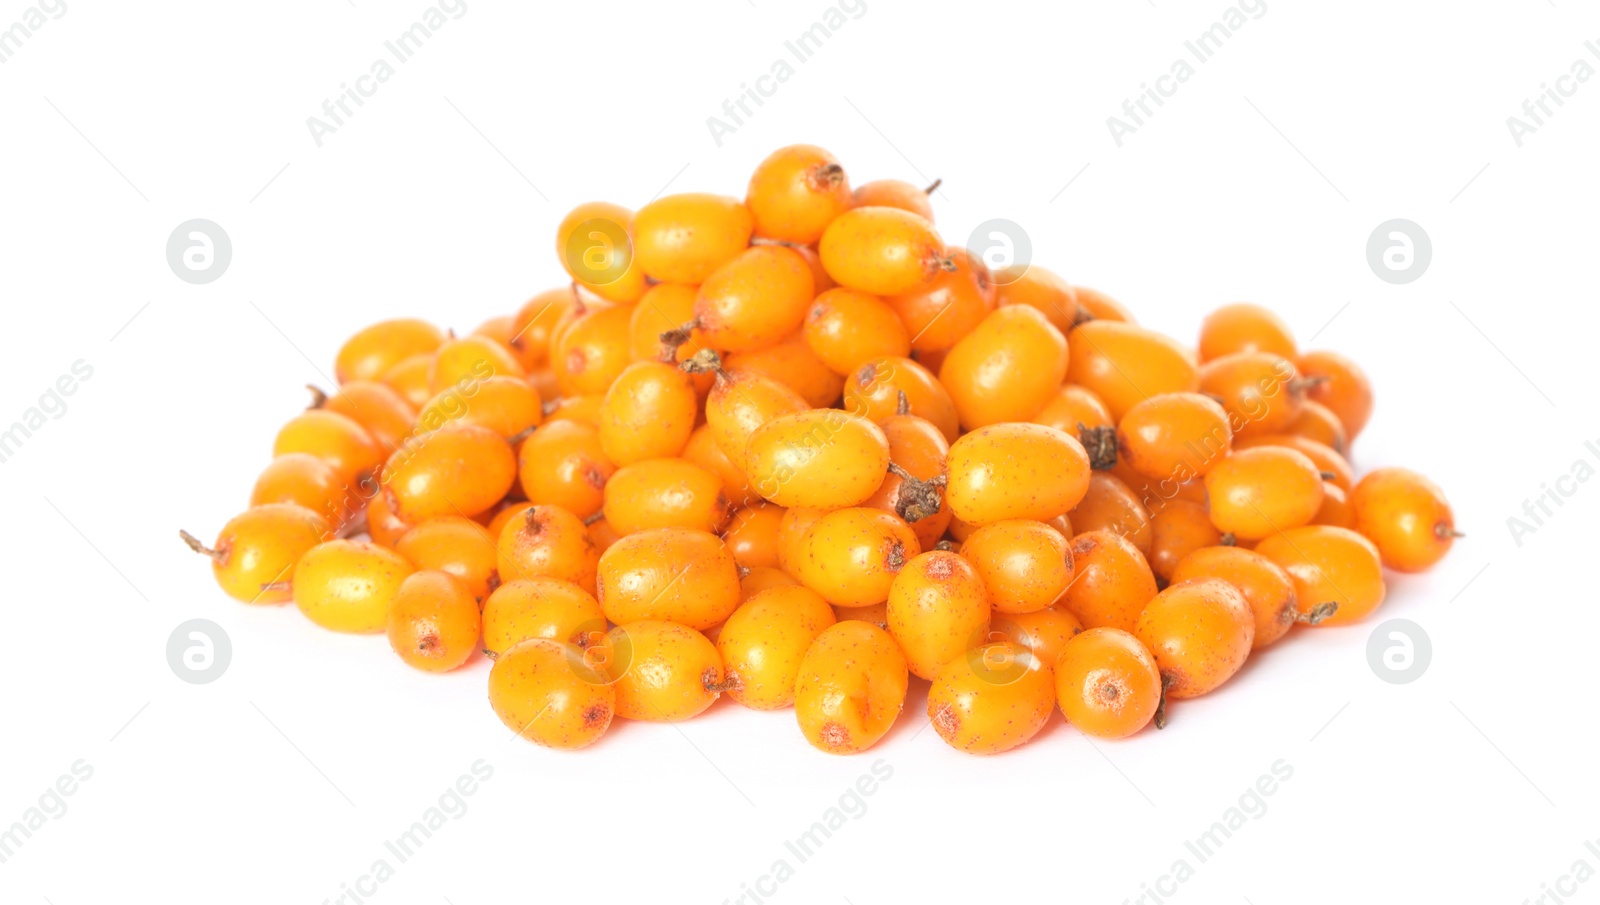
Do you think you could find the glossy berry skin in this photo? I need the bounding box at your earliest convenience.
[379,353,433,410]
[293,539,415,634]
[851,178,935,221]
[1119,392,1233,481]
[1066,321,1198,421]
[745,144,852,245]
[796,507,921,607]
[1255,526,1387,626]
[944,423,1091,526]
[1287,401,1348,455]
[1349,468,1456,572]
[1205,446,1325,541]
[553,303,634,398]
[927,642,1055,755]
[1069,472,1153,557]
[595,527,741,631]
[1134,578,1255,700]
[803,288,912,376]
[703,366,809,470]
[724,335,844,409]
[381,423,517,523]
[717,585,837,710]
[939,305,1069,430]
[496,505,601,593]
[555,201,648,304]
[843,356,960,442]
[488,639,614,750]
[861,412,951,549]
[1315,482,1357,530]
[886,247,995,355]
[394,516,499,602]
[512,287,579,371]
[961,520,1073,615]
[794,621,909,755]
[632,192,754,285]
[1233,434,1354,492]
[987,606,1084,671]
[387,570,481,673]
[336,318,444,385]
[1031,384,1115,434]
[1198,303,1297,362]
[1170,546,1300,650]
[1059,531,1159,633]
[430,335,525,396]
[602,457,732,536]
[722,504,786,570]
[745,410,890,510]
[1297,350,1374,442]
[695,245,815,352]
[607,621,723,722]
[273,409,384,486]
[250,453,353,532]
[886,550,991,680]
[1200,352,1305,436]
[994,263,1077,335]
[1146,500,1224,584]
[193,503,331,604]
[316,380,417,455]
[482,578,603,655]
[776,507,825,577]
[682,424,759,510]
[818,206,947,296]
[416,375,541,442]
[628,283,699,363]
[1054,627,1161,740]
[518,419,615,518]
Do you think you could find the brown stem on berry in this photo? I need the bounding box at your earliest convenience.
[705,673,742,694]
[1436,524,1465,539]
[933,254,958,274]
[259,580,291,593]
[1154,673,1176,730]
[1320,471,1338,482]
[1070,305,1096,329]
[179,530,218,560]
[810,163,846,190]
[886,540,908,571]
[482,648,500,662]
[305,384,328,409]
[736,565,751,580]
[506,425,538,446]
[583,510,605,526]
[895,390,911,416]
[1287,375,1331,397]
[934,539,957,552]
[887,462,946,523]
[1220,533,1237,547]
[658,320,700,362]
[1079,425,1119,470]
[1298,601,1339,625]
[923,178,942,195]
[679,348,725,378]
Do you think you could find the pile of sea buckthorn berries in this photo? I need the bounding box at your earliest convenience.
[183,144,1458,755]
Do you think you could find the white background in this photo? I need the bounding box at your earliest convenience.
[2,1,1597,903]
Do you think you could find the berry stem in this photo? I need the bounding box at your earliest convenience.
[306,384,328,409]
[923,178,942,195]
[179,529,217,560]
[886,461,946,523]
[1078,425,1119,470]
[1298,601,1339,625]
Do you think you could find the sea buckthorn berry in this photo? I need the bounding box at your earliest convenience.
[633,192,754,284]
[598,360,698,466]
[1069,472,1154,557]
[607,621,724,722]
[1146,500,1223,584]
[776,507,825,577]
[994,263,1078,335]
[1119,393,1232,481]
[833,601,888,628]
[555,201,648,304]
[379,352,434,410]
[293,539,415,633]
[717,585,836,710]
[927,642,1055,755]
[482,578,603,654]
[512,287,579,371]
[862,412,951,549]
[796,507,921,607]
[1066,320,1198,422]
[553,302,634,398]
[595,527,741,630]
[488,639,614,750]
[1170,546,1304,650]
[791,243,835,293]
[1205,446,1325,541]
[387,570,481,672]
[496,504,601,593]
[430,334,525,395]
[842,356,960,442]
[940,305,1069,430]
[1073,286,1136,323]
[312,381,416,455]
[1232,433,1354,492]
[394,516,499,602]
[416,375,542,440]
[628,283,700,362]
[745,144,852,245]
[1254,526,1386,627]
[1031,384,1115,434]
[794,621,909,754]
[1314,481,1356,529]
[850,177,936,221]
[818,206,950,296]
[381,423,517,522]
[886,550,991,680]
[1054,627,1161,739]
[180,503,331,604]
[1286,400,1348,455]
[273,409,384,486]
[1134,578,1255,701]
[543,394,605,428]
[695,245,814,352]
[944,423,1091,526]
[1059,530,1158,633]
[746,410,890,510]
[961,520,1073,615]
[803,288,913,376]
[724,335,844,409]
[988,607,1084,671]
[742,566,800,600]
[696,357,810,468]
[1349,468,1458,573]
[250,453,354,531]
[336,318,444,385]
[518,419,615,518]
[603,457,733,535]
[886,247,996,355]
[364,488,410,548]
[471,315,521,357]
[1296,350,1374,442]
[682,424,759,510]
[1198,302,1297,362]
[723,505,786,570]
[1200,351,1308,436]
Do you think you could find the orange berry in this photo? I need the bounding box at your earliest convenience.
[682,423,759,510]
[416,374,542,440]
[886,550,991,680]
[1170,546,1302,650]
[1254,526,1386,627]
[628,283,700,363]
[1296,350,1374,442]
[381,423,516,522]
[517,419,615,518]
[553,302,634,398]
[1066,320,1198,421]
[842,356,960,442]
[1118,392,1232,481]
[944,423,1091,526]
[961,520,1074,615]
[607,621,723,722]
[364,488,410,548]
[1200,351,1307,436]
[488,639,614,749]
[776,507,825,577]
[273,409,384,486]
[796,507,920,607]
[386,570,481,672]
[181,503,331,605]
[1286,400,1348,455]
[1146,500,1223,584]
[722,505,786,570]
[1232,434,1354,492]
[885,247,996,355]
[717,585,837,710]
[1205,446,1325,541]
[250,453,355,531]
[746,410,890,510]
[794,621,908,754]
[511,287,579,371]
[994,263,1078,335]
[555,202,648,304]
[745,144,852,245]
[700,360,810,469]
[818,206,949,296]
[496,504,601,593]
[1059,530,1158,633]
[927,642,1055,755]
[802,288,912,376]
[850,178,935,221]
[602,457,732,535]
[595,527,740,631]
[1069,472,1154,557]
[988,606,1084,671]
[940,305,1068,430]
[695,245,814,352]
[1054,627,1161,739]
[1134,578,1255,700]
[314,381,416,455]
[1198,302,1297,362]
[1313,481,1356,530]
[741,566,801,600]
[1349,468,1457,572]
[598,360,698,466]
[1031,384,1115,434]
[379,352,434,410]
[394,516,499,602]
[430,334,524,395]
[723,334,844,409]
[860,412,951,550]
[293,539,415,633]
[482,577,603,654]
[336,318,444,385]
[1073,286,1136,323]
[633,193,753,284]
